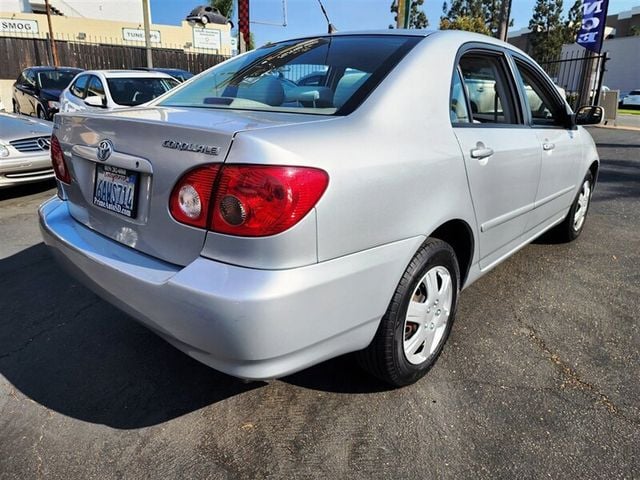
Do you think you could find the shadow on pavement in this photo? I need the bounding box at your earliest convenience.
[0,180,56,201]
[0,243,262,429]
[0,244,390,428]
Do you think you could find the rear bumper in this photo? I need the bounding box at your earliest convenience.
[39,197,423,379]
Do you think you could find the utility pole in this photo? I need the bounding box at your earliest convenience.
[396,0,411,29]
[142,0,153,67]
[497,0,512,41]
[44,0,59,67]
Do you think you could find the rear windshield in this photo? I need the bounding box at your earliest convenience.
[37,71,78,90]
[159,35,420,115]
[107,77,179,106]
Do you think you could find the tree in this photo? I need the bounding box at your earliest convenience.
[563,0,583,43]
[526,0,589,62]
[389,0,429,29]
[439,0,512,37]
[209,0,233,19]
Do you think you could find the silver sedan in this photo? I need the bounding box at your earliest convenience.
[39,30,602,386]
[0,112,53,188]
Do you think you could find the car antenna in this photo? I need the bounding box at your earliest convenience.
[316,0,337,34]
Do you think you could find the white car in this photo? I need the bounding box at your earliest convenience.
[620,89,640,108]
[60,70,179,113]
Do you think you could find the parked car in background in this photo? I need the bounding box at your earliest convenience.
[0,111,53,187]
[12,66,83,120]
[620,89,640,108]
[134,67,194,83]
[60,70,179,113]
[40,31,603,387]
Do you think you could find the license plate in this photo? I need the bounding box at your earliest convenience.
[93,164,139,218]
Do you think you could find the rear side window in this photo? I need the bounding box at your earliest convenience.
[159,35,420,115]
[513,60,567,127]
[450,68,470,124]
[70,75,89,98]
[458,54,518,125]
[106,77,178,106]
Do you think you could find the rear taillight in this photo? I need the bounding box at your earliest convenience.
[169,164,221,228]
[210,165,328,237]
[168,164,329,236]
[50,135,71,184]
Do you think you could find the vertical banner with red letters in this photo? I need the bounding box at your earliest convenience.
[576,0,610,53]
[238,0,250,51]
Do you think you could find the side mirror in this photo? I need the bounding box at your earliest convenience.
[575,105,604,125]
[85,95,106,108]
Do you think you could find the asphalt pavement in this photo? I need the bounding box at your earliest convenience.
[0,127,638,479]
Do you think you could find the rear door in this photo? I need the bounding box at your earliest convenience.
[510,55,582,231]
[451,47,542,269]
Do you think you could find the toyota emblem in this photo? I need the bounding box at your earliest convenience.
[97,139,114,162]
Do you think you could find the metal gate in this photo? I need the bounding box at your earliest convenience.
[539,50,608,110]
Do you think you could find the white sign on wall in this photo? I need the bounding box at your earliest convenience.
[193,28,221,51]
[122,28,161,44]
[0,18,39,34]
[230,37,238,56]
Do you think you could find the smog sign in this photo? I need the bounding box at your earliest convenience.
[0,18,39,34]
[122,28,161,44]
[193,28,221,51]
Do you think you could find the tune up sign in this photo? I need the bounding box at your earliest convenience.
[576,0,610,53]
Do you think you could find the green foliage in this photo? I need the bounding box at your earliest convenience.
[440,15,491,35]
[439,0,512,36]
[389,0,429,29]
[528,0,582,62]
[209,0,233,19]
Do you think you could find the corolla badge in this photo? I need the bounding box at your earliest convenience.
[97,139,114,161]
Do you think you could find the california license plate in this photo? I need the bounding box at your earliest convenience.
[93,164,139,218]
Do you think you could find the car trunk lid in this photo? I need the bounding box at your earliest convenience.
[56,106,331,266]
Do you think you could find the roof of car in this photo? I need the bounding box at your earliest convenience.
[27,66,83,71]
[78,70,175,78]
[270,29,522,54]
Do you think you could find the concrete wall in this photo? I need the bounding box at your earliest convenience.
[601,36,640,93]
[561,36,640,93]
[50,0,145,23]
[0,11,232,54]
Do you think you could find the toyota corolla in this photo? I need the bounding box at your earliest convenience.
[39,31,602,386]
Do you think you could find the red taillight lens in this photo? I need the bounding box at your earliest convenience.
[50,135,71,184]
[169,164,221,228]
[210,165,329,237]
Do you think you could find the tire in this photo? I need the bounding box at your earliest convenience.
[37,107,47,120]
[357,238,460,387]
[552,170,594,242]
[201,15,209,24]
[13,100,20,115]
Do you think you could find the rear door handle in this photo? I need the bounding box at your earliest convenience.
[543,142,555,151]
[470,146,494,159]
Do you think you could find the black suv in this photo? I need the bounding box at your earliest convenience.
[13,66,83,120]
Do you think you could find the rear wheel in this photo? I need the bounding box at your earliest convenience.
[358,238,460,387]
[553,170,594,242]
[13,100,20,114]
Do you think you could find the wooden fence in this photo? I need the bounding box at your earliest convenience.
[0,36,230,79]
